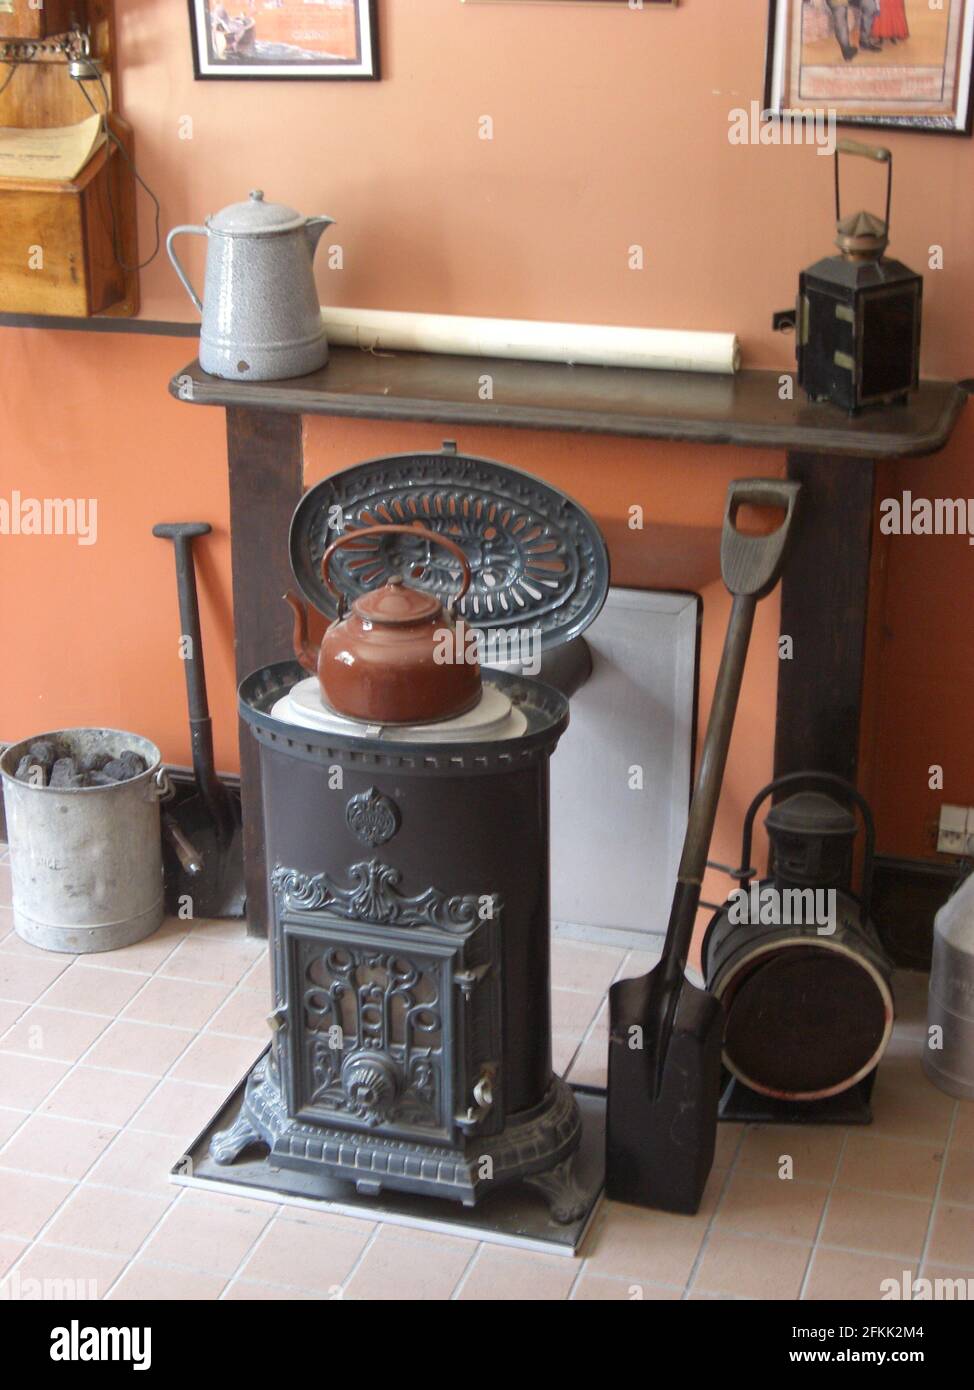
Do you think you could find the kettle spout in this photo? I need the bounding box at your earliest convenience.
[305,216,334,258]
[284,592,318,674]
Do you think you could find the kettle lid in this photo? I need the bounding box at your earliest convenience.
[208,189,306,237]
[352,576,442,626]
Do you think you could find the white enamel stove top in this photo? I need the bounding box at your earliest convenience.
[271,676,528,743]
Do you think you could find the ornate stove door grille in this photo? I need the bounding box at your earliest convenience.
[274,862,501,1145]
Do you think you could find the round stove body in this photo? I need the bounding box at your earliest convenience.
[211,661,587,1220]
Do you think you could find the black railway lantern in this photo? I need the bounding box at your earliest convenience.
[797,139,921,415]
[702,773,894,1113]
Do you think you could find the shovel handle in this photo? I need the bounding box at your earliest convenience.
[665,478,801,983]
[720,478,801,600]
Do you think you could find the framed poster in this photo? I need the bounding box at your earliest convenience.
[461,1,676,6]
[189,0,379,81]
[765,0,974,134]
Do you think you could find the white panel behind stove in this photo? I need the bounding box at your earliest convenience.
[549,588,698,945]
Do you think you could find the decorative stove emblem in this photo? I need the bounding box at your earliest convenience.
[341,1050,401,1124]
[345,787,401,848]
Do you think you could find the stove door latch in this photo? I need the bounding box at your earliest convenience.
[455,1064,496,1133]
[266,1006,287,1035]
[453,963,491,1000]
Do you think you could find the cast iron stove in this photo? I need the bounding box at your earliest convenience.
[210,445,609,1223]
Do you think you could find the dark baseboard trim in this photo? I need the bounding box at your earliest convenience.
[871,854,969,971]
[163,763,241,794]
[0,314,199,338]
[0,754,240,844]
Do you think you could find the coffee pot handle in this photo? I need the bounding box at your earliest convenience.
[166,226,208,314]
[321,524,473,615]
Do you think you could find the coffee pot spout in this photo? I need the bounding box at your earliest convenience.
[305,216,334,258]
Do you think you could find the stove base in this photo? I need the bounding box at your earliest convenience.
[172,1058,605,1257]
[209,1050,589,1223]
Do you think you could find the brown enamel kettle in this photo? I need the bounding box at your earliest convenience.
[284,524,481,725]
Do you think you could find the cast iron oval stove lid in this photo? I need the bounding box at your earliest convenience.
[289,442,609,652]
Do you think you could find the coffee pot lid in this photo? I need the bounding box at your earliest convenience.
[208,189,306,236]
[289,443,610,653]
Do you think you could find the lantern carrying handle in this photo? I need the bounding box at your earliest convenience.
[320,523,473,616]
[736,771,875,926]
[835,138,893,237]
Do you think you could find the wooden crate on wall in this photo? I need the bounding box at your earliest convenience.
[0,0,138,317]
[0,1,83,41]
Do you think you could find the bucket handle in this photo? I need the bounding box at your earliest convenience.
[152,767,175,803]
[737,772,875,925]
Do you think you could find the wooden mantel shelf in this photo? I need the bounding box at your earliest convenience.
[170,350,967,460]
[167,346,968,937]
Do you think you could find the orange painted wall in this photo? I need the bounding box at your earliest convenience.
[1,0,972,875]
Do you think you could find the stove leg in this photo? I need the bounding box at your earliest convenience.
[210,1110,265,1166]
[523,1153,588,1224]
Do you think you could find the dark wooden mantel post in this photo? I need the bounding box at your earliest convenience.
[773,452,877,788]
[226,407,304,936]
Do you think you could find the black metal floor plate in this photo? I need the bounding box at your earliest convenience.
[172,1063,605,1257]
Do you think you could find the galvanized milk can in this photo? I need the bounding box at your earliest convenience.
[925,872,974,1099]
[167,190,332,381]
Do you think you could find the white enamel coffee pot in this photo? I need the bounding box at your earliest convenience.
[167,190,332,382]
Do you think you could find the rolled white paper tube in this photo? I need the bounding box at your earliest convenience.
[320,307,741,375]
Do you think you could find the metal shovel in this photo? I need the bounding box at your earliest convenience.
[606,477,801,1214]
[153,522,245,920]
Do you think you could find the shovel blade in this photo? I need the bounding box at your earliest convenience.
[606,976,724,1215]
[162,792,246,921]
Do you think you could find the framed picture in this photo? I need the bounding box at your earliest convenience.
[461,1,676,6]
[189,0,379,81]
[765,0,974,134]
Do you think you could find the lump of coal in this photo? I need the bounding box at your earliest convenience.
[26,740,62,772]
[100,753,147,783]
[15,756,46,786]
[15,739,149,788]
[78,752,112,774]
[49,757,80,788]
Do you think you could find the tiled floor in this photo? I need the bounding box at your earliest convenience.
[1,844,971,1301]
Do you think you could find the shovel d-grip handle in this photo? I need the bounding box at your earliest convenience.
[320,523,473,613]
[720,478,801,600]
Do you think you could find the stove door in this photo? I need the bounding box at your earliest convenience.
[278,901,502,1145]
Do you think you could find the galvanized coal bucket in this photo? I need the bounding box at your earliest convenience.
[0,728,166,954]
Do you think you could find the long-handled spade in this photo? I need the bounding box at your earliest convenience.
[606,478,801,1214]
[153,522,245,920]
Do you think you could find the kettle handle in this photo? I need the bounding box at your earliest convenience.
[321,524,473,613]
[166,225,208,314]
